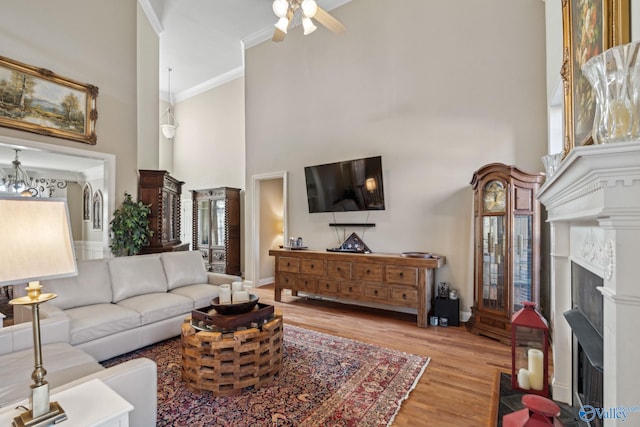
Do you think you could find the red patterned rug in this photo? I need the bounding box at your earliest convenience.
[102,324,429,426]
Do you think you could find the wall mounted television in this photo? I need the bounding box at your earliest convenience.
[304,156,385,213]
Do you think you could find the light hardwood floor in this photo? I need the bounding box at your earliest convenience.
[252,284,511,427]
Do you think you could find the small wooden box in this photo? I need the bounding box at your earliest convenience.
[191,303,275,331]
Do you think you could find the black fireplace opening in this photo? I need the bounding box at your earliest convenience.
[564,262,604,426]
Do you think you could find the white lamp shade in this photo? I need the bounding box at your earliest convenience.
[303,17,317,35]
[161,124,177,139]
[0,197,77,286]
[272,0,289,17]
[301,0,318,18]
[275,16,289,33]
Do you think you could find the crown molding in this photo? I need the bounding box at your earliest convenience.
[138,0,164,36]
[174,66,244,102]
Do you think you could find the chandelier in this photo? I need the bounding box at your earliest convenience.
[160,68,178,140]
[0,149,32,196]
[272,0,345,42]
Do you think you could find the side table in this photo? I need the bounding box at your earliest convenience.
[0,378,133,427]
[181,311,283,396]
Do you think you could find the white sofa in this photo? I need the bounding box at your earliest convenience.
[2,250,241,426]
[15,250,242,362]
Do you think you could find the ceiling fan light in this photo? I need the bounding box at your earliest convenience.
[272,0,289,18]
[301,0,318,18]
[303,17,317,35]
[275,16,289,33]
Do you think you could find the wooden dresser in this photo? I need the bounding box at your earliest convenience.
[269,249,445,327]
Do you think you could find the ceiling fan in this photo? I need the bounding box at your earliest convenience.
[272,0,346,42]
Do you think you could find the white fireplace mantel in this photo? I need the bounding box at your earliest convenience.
[537,141,640,426]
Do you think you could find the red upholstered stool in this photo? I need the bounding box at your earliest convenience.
[503,394,564,427]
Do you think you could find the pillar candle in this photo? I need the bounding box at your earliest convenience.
[528,349,544,391]
[219,284,231,304]
[517,368,531,390]
[232,281,244,293]
[233,290,249,303]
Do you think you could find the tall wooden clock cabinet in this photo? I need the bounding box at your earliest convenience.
[467,163,544,344]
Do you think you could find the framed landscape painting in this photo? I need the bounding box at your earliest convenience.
[561,0,630,157]
[0,55,98,145]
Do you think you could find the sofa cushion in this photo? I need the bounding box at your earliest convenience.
[41,259,112,310]
[0,343,103,408]
[117,293,193,325]
[64,304,141,345]
[161,251,208,290]
[170,284,219,309]
[108,255,168,303]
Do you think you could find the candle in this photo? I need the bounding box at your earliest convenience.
[232,281,244,293]
[528,349,544,391]
[233,290,250,303]
[219,284,231,304]
[517,368,531,390]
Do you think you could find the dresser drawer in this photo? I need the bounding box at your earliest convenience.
[354,263,383,281]
[279,257,300,273]
[326,260,352,279]
[339,281,363,297]
[300,258,325,275]
[318,279,339,295]
[390,287,418,305]
[294,276,317,293]
[364,284,389,301]
[385,266,418,286]
[278,273,296,288]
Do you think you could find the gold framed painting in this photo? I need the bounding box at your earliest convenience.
[0,55,98,145]
[561,0,630,157]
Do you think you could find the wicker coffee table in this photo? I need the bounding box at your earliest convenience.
[180,311,283,396]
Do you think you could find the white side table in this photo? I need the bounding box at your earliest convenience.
[0,378,133,427]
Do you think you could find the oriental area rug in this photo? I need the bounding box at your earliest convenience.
[102,324,429,427]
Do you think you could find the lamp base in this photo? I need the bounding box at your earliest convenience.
[12,401,67,427]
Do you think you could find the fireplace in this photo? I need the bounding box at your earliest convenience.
[565,262,603,425]
[537,141,640,427]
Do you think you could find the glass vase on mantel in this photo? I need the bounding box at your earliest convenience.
[582,41,640,144]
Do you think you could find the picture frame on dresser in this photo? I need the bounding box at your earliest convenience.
[560,0,630,156]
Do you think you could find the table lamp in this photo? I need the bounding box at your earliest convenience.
[0,196,78,427]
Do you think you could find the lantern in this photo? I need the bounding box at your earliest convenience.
[511,301,549,397]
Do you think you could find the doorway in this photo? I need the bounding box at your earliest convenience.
[251,171,287,287]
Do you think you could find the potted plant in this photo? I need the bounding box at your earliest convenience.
[109,192,153,256]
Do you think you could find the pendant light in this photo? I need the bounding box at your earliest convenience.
[160,68,178,140]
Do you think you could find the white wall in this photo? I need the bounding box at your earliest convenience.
[172,77,245,192]
[244,0,548,313]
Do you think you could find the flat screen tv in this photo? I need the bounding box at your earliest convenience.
[304,156,385,213]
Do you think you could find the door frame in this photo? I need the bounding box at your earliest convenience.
[251,171,288,287]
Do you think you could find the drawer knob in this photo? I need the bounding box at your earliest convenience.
[337,267,341,271]
[366,269,371,273]
[311,264,315,269]
[399,272,404,277]
[374,290,378,296]
[287,262,290,267]
[325,283,330,289]
[402,293,407,299]
[349,286,353,292]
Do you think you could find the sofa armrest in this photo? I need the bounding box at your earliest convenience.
[206,272,242,286]
[0,315,70,355]
[50,358,158,427]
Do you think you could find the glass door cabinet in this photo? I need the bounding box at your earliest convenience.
[467,163,543,344]
[192,187,241,276]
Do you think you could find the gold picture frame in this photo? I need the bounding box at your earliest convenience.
[561,0,630,157]
[0,55,98,145]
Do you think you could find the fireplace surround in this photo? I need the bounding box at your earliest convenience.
[537,141,640,426]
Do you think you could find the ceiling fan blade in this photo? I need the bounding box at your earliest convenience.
[273,28,286,42]
[272,8,294,42]
[314,7,346,34]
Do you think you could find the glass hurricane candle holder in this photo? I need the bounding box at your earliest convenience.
[582,41,640,144]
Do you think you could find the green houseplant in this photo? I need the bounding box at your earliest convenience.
[109,192,153,256]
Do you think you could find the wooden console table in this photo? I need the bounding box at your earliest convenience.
[269,249,445,327]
